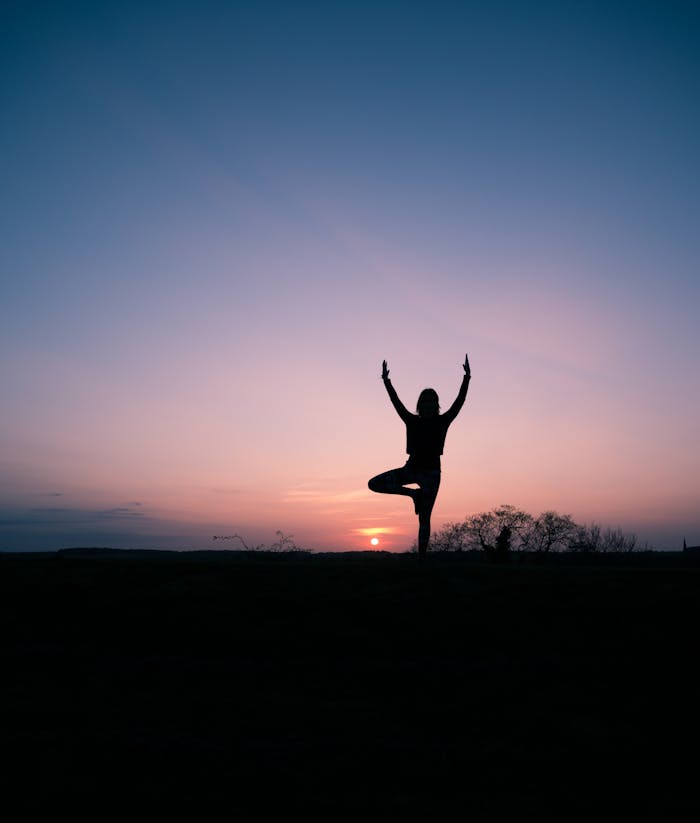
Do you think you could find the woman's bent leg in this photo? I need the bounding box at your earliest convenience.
[368,466,415,498]
[369,466,441,554]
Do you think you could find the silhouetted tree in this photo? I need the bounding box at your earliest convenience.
[570,523,639,553]
[428,520,471,552]
[600,527,637,553]
[493,505,535,552]
[570,522,603,552]
[425,506,643,554]
[464,505,535,552]
[529,511,577,553]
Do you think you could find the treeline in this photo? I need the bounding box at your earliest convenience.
[425,504,645,555]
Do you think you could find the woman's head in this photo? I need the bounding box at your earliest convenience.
[417,388,440,417]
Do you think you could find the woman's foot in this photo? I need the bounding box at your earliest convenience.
[412,489,423,515]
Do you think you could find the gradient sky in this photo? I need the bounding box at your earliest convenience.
[2,0,698,552]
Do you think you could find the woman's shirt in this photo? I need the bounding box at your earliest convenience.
[383,374,469,470]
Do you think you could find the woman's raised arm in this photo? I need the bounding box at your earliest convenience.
[443,353,471,423]
[381,360,412,422]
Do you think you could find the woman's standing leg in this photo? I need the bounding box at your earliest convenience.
[416,470,441,557]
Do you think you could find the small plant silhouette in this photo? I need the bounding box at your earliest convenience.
[212,530,308,553]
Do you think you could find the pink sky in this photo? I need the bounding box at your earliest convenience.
[2,2,698,551]
[3,239,697,551]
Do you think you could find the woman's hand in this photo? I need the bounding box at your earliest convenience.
[463,353,471,379]
[382,360,390,381]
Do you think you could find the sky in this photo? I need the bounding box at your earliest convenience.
[1,0,698,552]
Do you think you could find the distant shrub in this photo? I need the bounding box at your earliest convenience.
[212,530,311,553]
[569,522,646,553]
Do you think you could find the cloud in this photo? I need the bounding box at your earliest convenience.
[0,502,179,551]
[283,486,367,505]
[0,503,147,527]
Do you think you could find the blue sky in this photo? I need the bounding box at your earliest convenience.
[1,0,698,550]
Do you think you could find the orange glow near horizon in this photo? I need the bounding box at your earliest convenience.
[355,527,396,537]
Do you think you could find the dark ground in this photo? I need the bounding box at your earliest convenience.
[2,549,699,818]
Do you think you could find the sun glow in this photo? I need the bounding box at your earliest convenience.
[355,527,397,537]
[355,526,398,550]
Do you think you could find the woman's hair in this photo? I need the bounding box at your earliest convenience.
[416,388,440,415]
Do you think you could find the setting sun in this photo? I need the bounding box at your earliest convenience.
[370,537,379,546]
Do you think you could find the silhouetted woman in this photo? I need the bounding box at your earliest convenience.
[368,354,471,557]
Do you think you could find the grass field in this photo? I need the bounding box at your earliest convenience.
[2,549,699,817]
